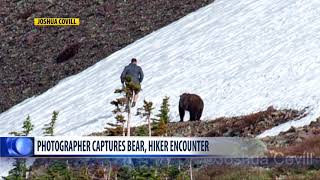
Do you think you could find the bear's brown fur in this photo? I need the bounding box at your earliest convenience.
[179,93,204,122]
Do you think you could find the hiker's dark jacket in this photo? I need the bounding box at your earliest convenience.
[120,63,144,84]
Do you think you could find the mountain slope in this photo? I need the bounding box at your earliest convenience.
[0,0,213,113]
[1,0,320,138]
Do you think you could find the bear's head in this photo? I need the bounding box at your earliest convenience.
[180,93,190,98]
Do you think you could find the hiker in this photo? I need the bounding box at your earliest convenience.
[120,58,144,107]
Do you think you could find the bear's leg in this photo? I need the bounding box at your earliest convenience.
[194,113,199,121]
[196,108,203,121]
[190,111,196,121]
[179,106,185,122]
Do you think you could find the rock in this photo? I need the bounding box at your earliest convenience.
[295,137,303,143]
[22,87,31,95]
[287,126,296,133]
[222,129,233,137]
[267,106,275,112]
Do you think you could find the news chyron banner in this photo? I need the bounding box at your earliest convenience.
[0,136,266,158]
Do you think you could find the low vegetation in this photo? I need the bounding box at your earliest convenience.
[6,106,320,179]
[265,117,320,156]
[194,166,320,180]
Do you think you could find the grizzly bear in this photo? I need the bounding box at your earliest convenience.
[179,93,204,122]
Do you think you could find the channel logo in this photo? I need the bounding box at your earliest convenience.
[1,137,34,157]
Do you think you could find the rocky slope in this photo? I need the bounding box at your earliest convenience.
[262,117,320,156]
[0,0,214,112]
[92,106,307,137]
[263,117,320,147]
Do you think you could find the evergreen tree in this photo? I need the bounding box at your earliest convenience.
[43,111,59,136]
[78,164,90,180]
[177,170,190,180]
[161,165,182,180]
[132,166,159,180]
[137,100,155,136]
[4,159,28,180]
[107,78,137,136]
[117,166,132,179]
[136,125,148,136]
[157,96,170,124]
[6,115,34,180]
[152,96,170,136]
[107,96,128,136]
[9,115,34,136]
[22,115,34,136]
[122,76,139,136]
[46,160,73,179]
